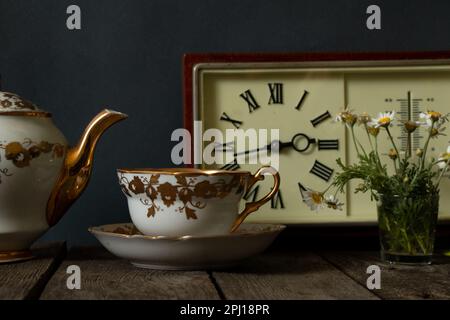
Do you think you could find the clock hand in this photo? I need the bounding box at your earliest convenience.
[234,145,269,157]
[270,133,316,153]
[233,133,316,157]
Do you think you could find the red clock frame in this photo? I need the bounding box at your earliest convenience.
[183,51,450,146]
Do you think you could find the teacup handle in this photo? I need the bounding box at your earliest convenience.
[230,166,280,233]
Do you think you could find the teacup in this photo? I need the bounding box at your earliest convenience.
[117,166,280,237]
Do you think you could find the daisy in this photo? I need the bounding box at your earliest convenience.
[430,124,447,139]
[357,112,371,125]
[367,124,380,137]
[416,148,423,157]
[335,108,358,127]
[420,111,449,127]
[300,187,324,212]
[402,120,421,133]
[325,195,344,211]
[420,110,443,123]
[437,146,450,169]
[368,111,396,128]
[388,148,398,160]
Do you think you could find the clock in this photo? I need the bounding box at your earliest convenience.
[184,52,450,225]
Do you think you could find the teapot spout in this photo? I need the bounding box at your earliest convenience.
[46,109,127,226]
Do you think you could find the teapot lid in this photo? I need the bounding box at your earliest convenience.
[0,91,51,117]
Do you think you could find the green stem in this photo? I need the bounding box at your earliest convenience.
[373,136,384,172]
[401,229,412,254]
[436,160,449,187]
[392,159,398,175]
[409,122,435,189]
[414,232,427,254]
[364,124,375,152]
[406,132,412,159]
[421,122,434,169]
[322,183,333,194]
[385,127,401,173]
[350,126,361,157]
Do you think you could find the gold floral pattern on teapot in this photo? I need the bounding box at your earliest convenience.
[0,139,66,183]
[119,173,244,220]
[0,92,39,111]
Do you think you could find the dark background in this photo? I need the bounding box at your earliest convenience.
[0,0,449,246]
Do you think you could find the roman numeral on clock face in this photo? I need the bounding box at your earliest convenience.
[310,110,331,127]
[240,89,260,113]
[295,90,309,110]
[221,159,240,171]
[243,185,260,202]
[298,182,307,192]
[310,160,334,182]
[268,83,283,104]
[220,112,243,129]
[271,190,285,209]
[318,139,339,150]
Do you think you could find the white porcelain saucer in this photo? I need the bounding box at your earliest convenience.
[89,223,285,270]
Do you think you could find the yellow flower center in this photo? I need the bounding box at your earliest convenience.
[378,116,391,125]
[311,192,323,204]
[342,112,357,125]
[428,111,442,121]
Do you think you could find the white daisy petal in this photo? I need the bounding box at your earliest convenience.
[300,188,325,212]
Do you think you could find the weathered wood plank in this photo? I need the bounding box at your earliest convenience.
[0,242,66,300]
[321,251,450,299]
[212,251,379,300]
[40,247,220,300]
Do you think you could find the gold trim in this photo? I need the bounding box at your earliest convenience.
[89,223,286,241]
[0,111,52,117]
[230,166,281,232]
[117,167,251,175]
[0,249,33,262]
[46,109,128,226]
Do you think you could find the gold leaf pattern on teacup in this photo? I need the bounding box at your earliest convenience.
[185,207,197,220]
[145,184,158,200]
[128,176,145,194]
[194,180,218,198]
[157,182,177,207]
[118,173,245,220]
[147,206,156,218]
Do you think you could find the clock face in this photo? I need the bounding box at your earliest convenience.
[191,60,450,224]
[199,71,347,223]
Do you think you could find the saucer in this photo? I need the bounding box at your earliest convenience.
[89,223,285,270]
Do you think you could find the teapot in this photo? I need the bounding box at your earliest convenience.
[0,91,127,262]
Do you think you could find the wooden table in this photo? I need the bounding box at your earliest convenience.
[1,242,450,300]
